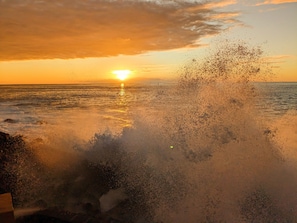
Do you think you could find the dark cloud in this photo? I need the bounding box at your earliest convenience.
[0,0,239,60]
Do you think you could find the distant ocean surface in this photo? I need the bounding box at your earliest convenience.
[0,82,296,139]
[0,82,164,139]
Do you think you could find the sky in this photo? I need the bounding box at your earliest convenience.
[0,0,296,84]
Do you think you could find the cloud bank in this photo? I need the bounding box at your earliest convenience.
[0,0,239,60]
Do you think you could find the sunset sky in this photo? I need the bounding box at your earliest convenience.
[0,0,296,84]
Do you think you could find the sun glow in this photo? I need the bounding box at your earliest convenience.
[112,70,131,81]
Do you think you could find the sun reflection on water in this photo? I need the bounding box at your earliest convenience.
[119,83,125,96]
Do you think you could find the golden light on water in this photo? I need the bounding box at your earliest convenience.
[112,70,131,81]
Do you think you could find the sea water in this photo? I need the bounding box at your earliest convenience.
[0,83,144,138]
[0,82,295,138]
[1,42,297,222]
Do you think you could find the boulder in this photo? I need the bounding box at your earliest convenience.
[0,193,15,223]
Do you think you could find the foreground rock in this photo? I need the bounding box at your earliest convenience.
[0,193,15,223]
[0,132,138,222]
[15,203,130,223]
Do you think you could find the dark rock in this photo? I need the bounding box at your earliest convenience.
[16,212,70,223]
[0,131,10,141]
[15,208,103,223]
[3,118,18,124]
[35,120,47,125]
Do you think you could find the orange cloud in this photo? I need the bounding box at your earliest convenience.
[256,0,297,5]
[263,54,294,63]
[204,0,237,8]
[211,12,240,19]
[0,0,239,61]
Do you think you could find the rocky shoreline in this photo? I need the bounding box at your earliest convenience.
[0,131,137,223]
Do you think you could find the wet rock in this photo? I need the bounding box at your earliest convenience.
[3,118,18,124]
[35,120,47,125]
[0,193,15,223]
[0,131,10,142]
[15,207,126,223]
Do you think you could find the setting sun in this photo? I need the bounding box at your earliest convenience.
[112,70,131,81]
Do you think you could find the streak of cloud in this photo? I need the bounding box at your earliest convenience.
[211,12,240,19]
[204,0,237,8]
[0,0,239,60]
[256,0,297,5]
[263,54,294,63]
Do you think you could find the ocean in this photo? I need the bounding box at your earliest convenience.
[0,80,297,222]
[0,82,296,137]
